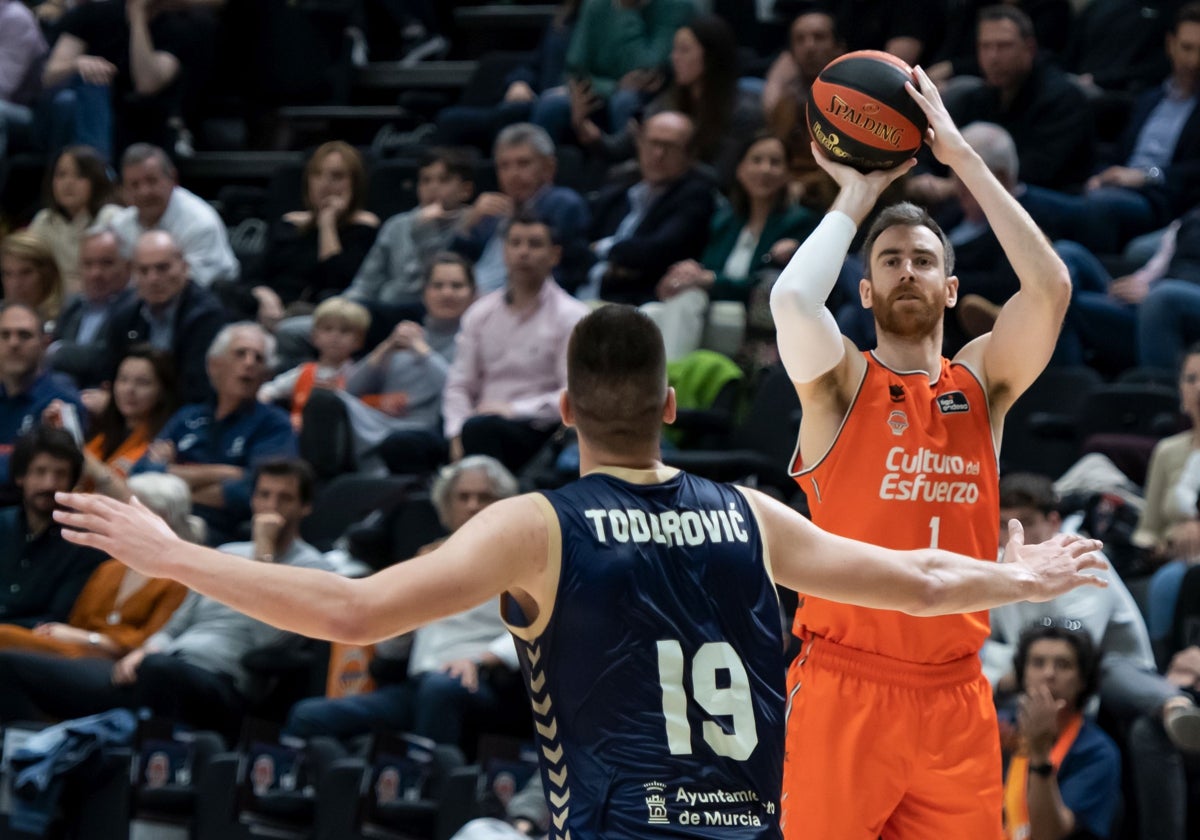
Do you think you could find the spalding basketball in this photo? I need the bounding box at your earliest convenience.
[807,50,928,172]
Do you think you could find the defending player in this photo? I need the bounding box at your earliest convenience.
[55,307,1099,839]
[769,67,1071,838]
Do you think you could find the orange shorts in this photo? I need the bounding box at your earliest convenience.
[781,637,1003,840]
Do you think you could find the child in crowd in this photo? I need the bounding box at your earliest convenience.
[259,297,370,431]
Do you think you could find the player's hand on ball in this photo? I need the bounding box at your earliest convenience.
[904,66,970,166]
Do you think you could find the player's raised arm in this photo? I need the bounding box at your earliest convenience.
[907,66,1070,410]
[53,491,548,645]
[742,488,1105,615]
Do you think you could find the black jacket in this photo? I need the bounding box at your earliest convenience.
[51,288,135,388]
[1111,84,1200,222]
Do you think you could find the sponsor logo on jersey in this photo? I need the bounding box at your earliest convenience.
[936,391,970,413]
[887,409,909,436]
[877,445,984,503]
[889,384,905,403]
[644,782,669,825]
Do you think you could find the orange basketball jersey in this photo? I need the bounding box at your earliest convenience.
[789,352,1000,663]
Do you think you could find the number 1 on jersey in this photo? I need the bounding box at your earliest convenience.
[929,515,940,549]
[657,640,758,760]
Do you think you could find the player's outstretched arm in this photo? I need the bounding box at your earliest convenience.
[743,488,1106,615]
[53,491,548,645]
[906,66,1070,408]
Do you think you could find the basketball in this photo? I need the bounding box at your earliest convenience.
[807,50,928,172]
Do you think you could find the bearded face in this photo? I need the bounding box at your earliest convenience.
[864,224,956,340]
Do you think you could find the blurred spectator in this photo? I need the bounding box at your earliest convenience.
[434,1,580,150]
[0,458,331,740]
[45,345,178,496]
[530,0,694,143]
[28,146,121,296]
[763,4,846,211]
[259,297,369,432]
[0,427,104,628]
[570,14,763,189]
[947,5,1095,191]
[354,254,475,475]
[450,123,590,295]
[645,133,817,359]
[443,212,588,473]
[109,144,239,287]
[130,322,296,546]
[49,227,133,389]
[0,472,190,658]
[102,230,226,406]
[1136,213,1200,368]
[0,304,85,487]
[927,0,1072,82]
[1,232,68,324]
[347,147,474,317]
[807,0,938,65]
[1061,0,1174,102]
[0,0,48,172]
[41,0,218,158]
[284,456,520,746]
[252,142,380,317]
[1002,623,1121,840]
[586,111,715,304]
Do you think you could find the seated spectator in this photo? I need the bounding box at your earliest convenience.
[103,230,227,405]
[946,5,1095,192]
[985,473,1199,840]
[434,1,579,150]
[28,146,121,294]
[1002,623,1121,840]
[251,142,380,317]
[926,0,1072,83]
[645,133,817,360]
[49,227,134,389]
[586,111,715,304]
[0,427,105,628]
[0,0,46,169]
[762,4,846,212]
[1,232,68,324]
[450,123,590,295]
[0,472,190,658]
[259,297,370,432]
[530,0,695,144]
[1061,0,1174,105]
[46,345,178,495]
[0,458,331,740]
[346,146,475,321]
[352,253,475,475]
[1138,275,1200,374]
[109,144,239,287]
[443,212,589,473]
[570,14,763,189]
[1136,343,1200,649]
[813,0,939,66]
[0,304,85,487]
[41,0,218,158]
[1017,4,1200,255]
[284,456,520,746]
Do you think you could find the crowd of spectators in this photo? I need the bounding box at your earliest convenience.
[0,1,1198,837]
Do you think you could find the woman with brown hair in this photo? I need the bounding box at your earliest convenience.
[253,141,380,315]
[1,231,68,323]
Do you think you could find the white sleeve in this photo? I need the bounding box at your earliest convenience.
[769,212,857,384]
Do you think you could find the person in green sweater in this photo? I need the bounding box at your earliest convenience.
[531,0,694,143]
[644,133,818,360]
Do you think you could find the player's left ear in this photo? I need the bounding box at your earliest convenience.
[662,387,677,424]
[945,274,959,308]
[559,390,576,427]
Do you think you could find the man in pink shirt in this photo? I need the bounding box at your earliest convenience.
[442,210,590,472]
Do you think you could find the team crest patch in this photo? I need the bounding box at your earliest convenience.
[936,391,970,414]
[889,384,905,403]
[887,410,908,436]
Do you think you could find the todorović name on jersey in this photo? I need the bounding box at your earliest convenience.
[583,504,750,547]
[879,446,983,503]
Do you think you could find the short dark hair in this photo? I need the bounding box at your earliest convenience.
[567,306,667,453]
[1014,622,1101,710]
[253,458,316,505]
[999,473,1058,515]
[978,4,1035,40]
[11,425,84,488]
[121,143,176,178]
[43,146,114,220]
[505,208,560,246]
[425,251,476,290]
[861,202,956,277]
[419,146,477,184]
[1175,1,1200,32]
[785,1,841,41]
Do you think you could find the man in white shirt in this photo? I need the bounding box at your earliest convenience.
[109,143,239,286]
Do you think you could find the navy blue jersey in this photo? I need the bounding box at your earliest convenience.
[504,468,785,839]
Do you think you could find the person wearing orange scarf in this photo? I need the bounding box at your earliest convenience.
[1003,624,1121,840]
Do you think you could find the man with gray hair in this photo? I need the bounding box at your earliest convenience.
[103,229,227,404]
[109,143,239,286]
[130,322,296,546]
[450,122,590,294]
